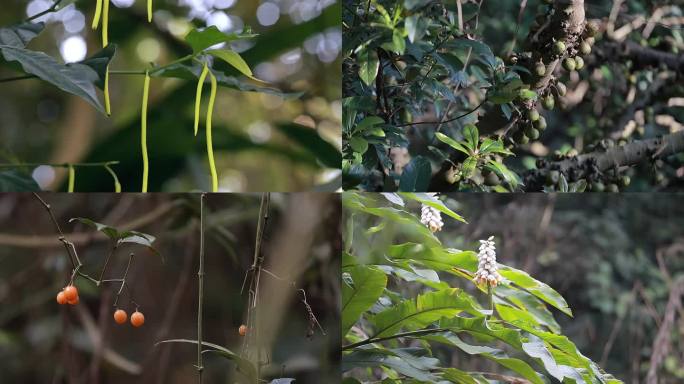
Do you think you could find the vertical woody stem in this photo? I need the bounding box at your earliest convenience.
[197,193,206,383]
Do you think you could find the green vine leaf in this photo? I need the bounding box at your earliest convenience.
[184,26,256,53]
[206,49,256,80]
[0,45,107,113]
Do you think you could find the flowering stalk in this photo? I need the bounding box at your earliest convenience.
[474,236,503,287]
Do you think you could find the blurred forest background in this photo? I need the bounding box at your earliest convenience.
[0,193,341,383]
[349,193,684,383]
[0,0,341,192]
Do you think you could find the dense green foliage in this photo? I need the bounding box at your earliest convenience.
[342,192,620,383]
[342,0,684,192]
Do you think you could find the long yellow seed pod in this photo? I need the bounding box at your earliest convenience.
[67,164,75,193]
[104,163,121,193]
[206,71,218,192]
[104,64,111,116]
[141,71,150,193]
[92,0,103,30]
[147,0,153,22]
[102,0,110,46]
[194,62,209,136]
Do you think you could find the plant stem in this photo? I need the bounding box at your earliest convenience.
[197,193,206,383]
[113,253,134,307]
[67,164,75,193]
[0,161,119,168]
[25,0,62,22]
[488,285,494,320]
[98,242,119,286]
[342,327,453,351]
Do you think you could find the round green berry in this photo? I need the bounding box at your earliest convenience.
[542,94,555,110]
[534,116,547,131]
[562,57,576,71]
[620,175,631,187]
[553,41,566,54]
[580,41,591,55]
[555,82,567,97]
[528,109,540,122]
[524,126,540,140]
[574,56,585,70]
[535,62,547,77]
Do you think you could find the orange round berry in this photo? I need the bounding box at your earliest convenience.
[67,295,79,305]
[64,285,78,301]
[239,324,248,336]
[114,309,127,324]
[130,311,145,327]
[56,291,67,305]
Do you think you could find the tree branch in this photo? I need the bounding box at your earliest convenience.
[525,130,684,190]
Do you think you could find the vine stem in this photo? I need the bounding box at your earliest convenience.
[25,0,63,22]
[0,161,119,168]
[197,193,206,383]
[0,55,195,83]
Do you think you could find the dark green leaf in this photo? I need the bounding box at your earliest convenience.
[0,170,40,191]
[0,45,105,113]
[0,22,44,48]
[276,123,341,168]
[399,156,431,191]
[358,47,379,86]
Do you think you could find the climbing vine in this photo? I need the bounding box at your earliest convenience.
[0,0,313,192]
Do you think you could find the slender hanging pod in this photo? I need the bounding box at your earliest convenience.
[92,0,103,30]
[102,0,110,47]
[205,71,218,192]
[147,0,153,22]
[104,64,111,116]
[104,163,121,192]
[194,62,209,136]
[140,71,151,192]
[67,164,75,193]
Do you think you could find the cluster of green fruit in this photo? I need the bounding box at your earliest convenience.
[544,169,631,192]
[512,21,599,146]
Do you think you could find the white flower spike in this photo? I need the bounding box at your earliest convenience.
[420,194,443,233]
[474,236,503,287]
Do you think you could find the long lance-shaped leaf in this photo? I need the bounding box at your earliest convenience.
[205,71,218,192]
[342,265,387,336]
[194,62,209,136]
[370,288,487,338]
[424,332,544,384]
